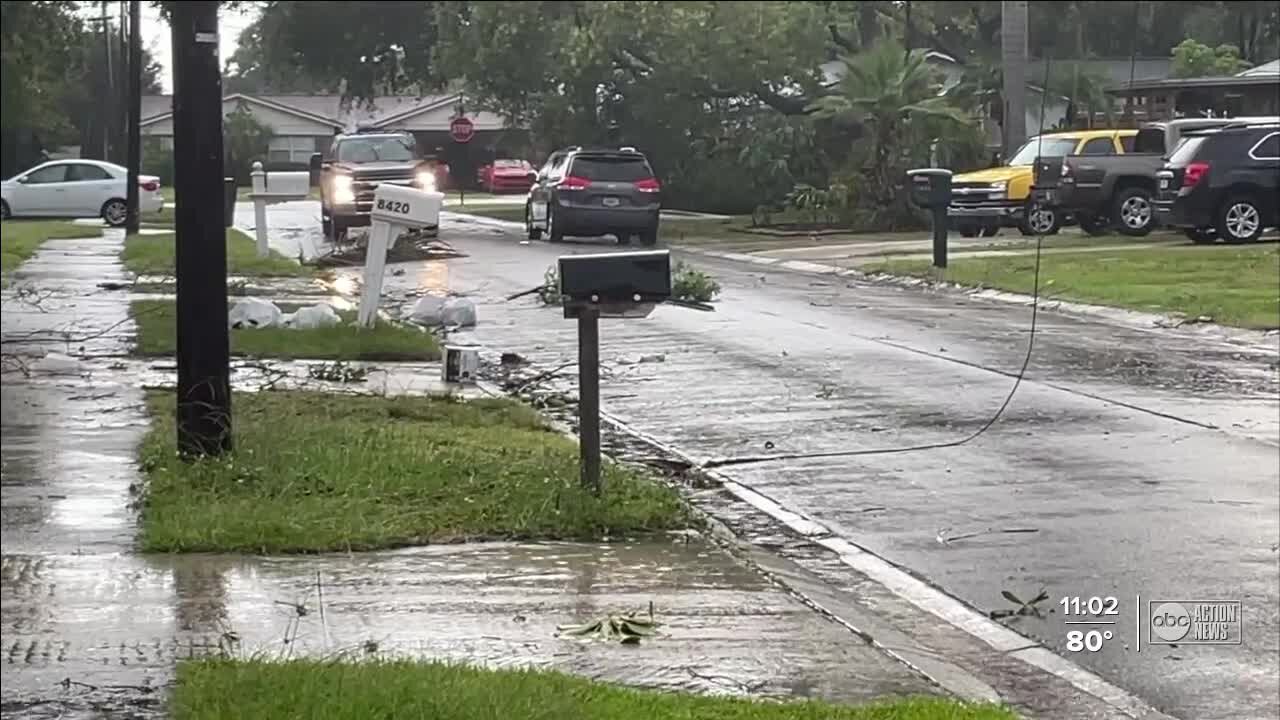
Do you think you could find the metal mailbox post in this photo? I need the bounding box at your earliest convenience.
[358,183,444,327]
[906,168,953,269]
[557,250,672,493]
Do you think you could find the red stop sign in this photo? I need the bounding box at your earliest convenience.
[449,116,475,143]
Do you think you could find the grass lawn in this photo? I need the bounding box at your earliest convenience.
[1,220,102,278]
[869,243,1280,329]
[130,299,440,361]
[448,204,525,222]
[172,660,1016,720]
[122,228,309,277]
[138,391,686,553]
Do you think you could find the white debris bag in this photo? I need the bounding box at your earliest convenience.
[228,297,282,329]
[441,297,477,328]
[284,303,341,329]
[408,295,447,326]
[32,351,82,375]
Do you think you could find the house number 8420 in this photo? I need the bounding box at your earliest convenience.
[376,198,411,214]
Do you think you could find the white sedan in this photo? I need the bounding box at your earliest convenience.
[1,159,164,227]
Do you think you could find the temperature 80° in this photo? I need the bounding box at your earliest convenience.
[1066,629,1113,652]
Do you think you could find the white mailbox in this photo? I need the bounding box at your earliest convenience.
[357,183,446,328]
[248,162,314,258]
[370,183,443,228]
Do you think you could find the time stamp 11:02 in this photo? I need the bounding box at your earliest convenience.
[1058,596,1243,653]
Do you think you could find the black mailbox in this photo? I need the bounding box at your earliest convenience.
[906,168,953,209]
[558,250,671,318]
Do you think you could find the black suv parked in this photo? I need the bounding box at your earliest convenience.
[1155,121,1279,244]
[312,129,437,243]
[524,147,661,245]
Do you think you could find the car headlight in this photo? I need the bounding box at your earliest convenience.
[988,181,1008,198]
[415,171,436,192]
[331,175,354,204]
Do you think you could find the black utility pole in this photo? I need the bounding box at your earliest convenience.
[171,1,233,456]
[125,0,141,234]
[577,308,602,495]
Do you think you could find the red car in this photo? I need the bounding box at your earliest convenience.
[476,159,535,193]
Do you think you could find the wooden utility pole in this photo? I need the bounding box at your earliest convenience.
[170,1,233,456]
[125,0,141,233]
[100,1,114,159]
[1001,0,1029,156]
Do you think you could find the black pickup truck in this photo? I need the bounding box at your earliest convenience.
[311,129,438,243]
[1033,118,1263,236]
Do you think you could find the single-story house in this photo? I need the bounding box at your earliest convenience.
[1107,59,1280,120]
[140,92,528,186]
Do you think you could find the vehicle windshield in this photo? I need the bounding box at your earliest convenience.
[336,136,416,163]
[1167,136,1206,165]
[1006,137,1081,165]
[569,156,651,181]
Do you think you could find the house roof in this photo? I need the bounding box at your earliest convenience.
[1027,57,1173,87]
[1108,72,1280,94]
[139,93,466,131]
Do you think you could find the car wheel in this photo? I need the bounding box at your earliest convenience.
[956,224,979,238]
[525,205,543,241]
[546,205,564,243]
[1077,213,1111,237]
[1183,227,1216,244]
[1019,202,1060,236]
[101,198,128,227]
[617,233,633,246]
[980,225,1000,238]
[1216,196,1263,244]
[328,218,347,245]
[1,200,10,220]
[1114,187,1154,236]
[639,225,659,247]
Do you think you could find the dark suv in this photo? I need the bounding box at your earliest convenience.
[524,147,661,245]
[1155,121,1279,244]
[312,130,437,243]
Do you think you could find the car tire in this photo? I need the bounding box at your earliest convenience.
[1113,187,1155,236]
[1216,195,1264,244]
[101,198,128,227]
[1019,202,1060,236]
[617,233,633,246]
[1184,227,1217,244]
[957,224,979,238]
[1077,213,1110,237]
[546,205,564,243]
[1,200,10,220]
[525,205,543,241]
[980,225,1000,238]
[639,225,659,247]
[327,217,347,245]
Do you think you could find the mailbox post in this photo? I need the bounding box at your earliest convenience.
[557,250,672,494]
[906,168,953,269]
[248,162,312,258]
[358,183,444,328]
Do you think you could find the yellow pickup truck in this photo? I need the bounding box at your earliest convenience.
[948,129,1137,237]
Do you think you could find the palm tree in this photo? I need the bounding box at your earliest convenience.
[808,42,973,209]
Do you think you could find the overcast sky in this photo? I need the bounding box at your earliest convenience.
[136,3,260,92]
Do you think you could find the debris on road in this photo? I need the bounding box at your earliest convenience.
[229,297,283,329]
[558,604,660,644]
[283,304,341,329]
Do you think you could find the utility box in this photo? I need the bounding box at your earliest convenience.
[442,344,480,384]
[906,168,953,209]
[557,250,671,319]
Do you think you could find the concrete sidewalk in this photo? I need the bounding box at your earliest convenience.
[1,234,947,718]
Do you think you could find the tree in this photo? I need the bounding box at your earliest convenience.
[809,43,973,226]
[222,102,275,182]
[1171,39,1249,77]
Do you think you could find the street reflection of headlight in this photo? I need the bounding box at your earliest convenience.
[332,175,354,203]
[416,171,436,192]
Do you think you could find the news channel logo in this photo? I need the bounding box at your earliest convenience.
[1148,600,1242,645]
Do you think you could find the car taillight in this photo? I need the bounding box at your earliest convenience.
[1182,162,1209,188]
[140,180,159,192]
[634,177,661,193]
[560,175,592,191]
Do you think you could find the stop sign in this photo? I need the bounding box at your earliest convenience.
[449,116,475,144]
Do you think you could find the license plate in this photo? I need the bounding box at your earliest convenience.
[603,197,620,207]
[1159,178,1169,190]
[1043,190,1056,203]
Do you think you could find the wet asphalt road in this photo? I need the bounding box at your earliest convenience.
[337,210,1277,720]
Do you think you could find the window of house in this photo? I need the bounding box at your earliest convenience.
[267,136,317,164]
